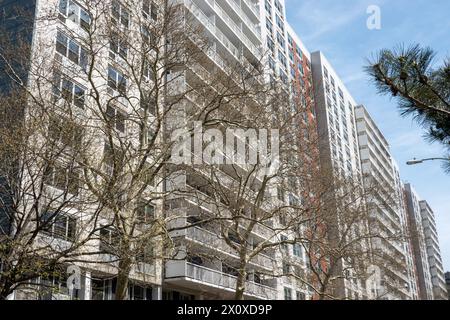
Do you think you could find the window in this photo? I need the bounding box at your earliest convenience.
[142,25,155,47]
[275,15,284,32]
[48,116,83,151]
[276,32,285,48]
[281,235,289,252]
[129,284,152,300]
[56,30,88,69]
[228,231,241,244]
[108,66,127,94]
[265,18,273,35]
[277,187,284,201]
[265,0,272,15]
[136,244,154,265]
[278,50,287,69]
[110,32,128,60]
[112,0,130,28]
[100,227,120,254]
[143,0,158,21]
[41,212,77,242]
[274,0,283,13]
[266,37,275,53]
[293,243,302,257]
[287,34,293,47]
[53,73,86,108]
[58,0,91,31]
[103,142,124,176]
[284,287,292,300]
[106,104,126,133]
[137,201,155,223]
[296,291,306,300]
[44,163,80,195]
[323,67,328,78]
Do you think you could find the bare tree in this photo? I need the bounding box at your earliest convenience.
[0,0,276,300]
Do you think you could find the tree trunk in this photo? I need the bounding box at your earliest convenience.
[234,269,247,300]
[115,257,132,300]
[234,253,247,300]
[0,279,13,300]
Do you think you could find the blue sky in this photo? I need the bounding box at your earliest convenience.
[285,0,450,271]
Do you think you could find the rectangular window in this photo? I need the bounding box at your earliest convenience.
[41,212,77,242]
[44,161,81,195]
[137,201,155,223]
[110,32,128,60]
[56,30,88,69]
[265,0,272,15]
[293,243,302,257]
[106,104,126,133]
[53,72,86,108]
[112,0,130,28]
[284,287,292,300]
[100,227,120,254]
[143,0,158,21]
[281,235,289,252]
[296,291,306,300]
[278,50,287,69]
[59,0,91,31]
[276,32,285,48]
[266,18,273,35]
[108,66,127,94]
[275,14,284,32]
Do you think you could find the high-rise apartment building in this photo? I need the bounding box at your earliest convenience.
[392,162,419,300]
[1,0,446,301]
[310,51,368,299]
[311,52,362,180]
[355,105,416,300]
[403,183,434,300]
[259,0,324,300]
[419,200,448,300]
[162,0,281,300]
[445,272,450,300]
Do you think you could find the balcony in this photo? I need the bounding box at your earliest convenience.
[186,226,275,267]
[185,0,241,60]
[165,260,277,300]
[206,0,262,58]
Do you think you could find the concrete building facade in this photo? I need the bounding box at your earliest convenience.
[403,183,434,300]
[310,51,368,300]
[419,200,447,300]
[355,105,417,300]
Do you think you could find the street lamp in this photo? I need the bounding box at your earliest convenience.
[406,157,450,166]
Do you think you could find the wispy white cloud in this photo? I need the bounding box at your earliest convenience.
[288,0,386,42]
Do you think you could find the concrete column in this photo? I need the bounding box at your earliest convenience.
[83,271,92,300]
[152,285,162,300]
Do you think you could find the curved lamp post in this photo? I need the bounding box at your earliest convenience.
[406,157,450,166]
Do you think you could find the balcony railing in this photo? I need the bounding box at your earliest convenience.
[206,0,262,58]
[166,261,277,299]
[228,0,260,31]
[184,226,276,269]
[241,0,260,18]
[186,0,240,59]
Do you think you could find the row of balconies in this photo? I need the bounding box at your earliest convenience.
[165,260,277,299]
[205,0,261,55]
[184,0,261,62]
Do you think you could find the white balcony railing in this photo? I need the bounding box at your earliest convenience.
[166,261,277,299]
[227,0,260,36]
[186,0,240,59]
[184,226,276,269]
[206,0,262,58]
